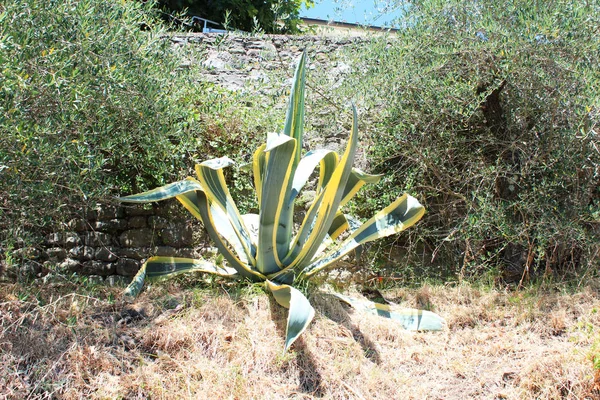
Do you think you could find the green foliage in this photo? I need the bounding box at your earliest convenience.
[157,0,312,33]
[330,0,600,283]
[0,0,266,242]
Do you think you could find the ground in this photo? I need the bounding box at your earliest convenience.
[1,278,599,399]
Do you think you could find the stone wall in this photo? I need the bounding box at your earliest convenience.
[172,33,371,91]
[4,201,211,284]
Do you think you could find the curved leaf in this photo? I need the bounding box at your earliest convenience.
[331,293,445,331]
[118,178,203,203]
[328,211,350,241]
[176,189,249,265]
[195,157,256,266]
[183,190,265,281]
[124,256,238,298]
[289,149,339,205]
[282,105,360,273]
[303,194,425,278]
[340,168,383,207]
[257,133,297,274]
[266,280,315,352]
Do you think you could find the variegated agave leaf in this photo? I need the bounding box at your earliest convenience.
[330,292,446,331]
[266,280,315,352]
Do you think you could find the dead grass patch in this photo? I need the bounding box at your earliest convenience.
[1,281,599,399]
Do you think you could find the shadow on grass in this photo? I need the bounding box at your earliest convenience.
[268,296,324,398]
[312,292,382,365]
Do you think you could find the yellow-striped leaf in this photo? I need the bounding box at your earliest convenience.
[181,190,265,281]
[252,144,267,204]
[266,280,315,352]
[195,158,256,266]
[257,133,297,274]
[283,105,360,273]
[328,211,350,241]
[331,292,445,331]
[118,179,203,203]
[340,168,383,207]
[289,149,339,205]
[303,194,425,278]
[124,256,238,298]
[283,51,307,163]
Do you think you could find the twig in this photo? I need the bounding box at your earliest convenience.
[342,381,366,400]
[26,344,74,400]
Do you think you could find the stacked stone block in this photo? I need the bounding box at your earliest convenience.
[5,202,203,284]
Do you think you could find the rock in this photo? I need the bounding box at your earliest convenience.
[81,260,115,276]
[249,70,270,83]
[42,273,65,284]
[148,216,170,230]
[218,74,246,91]
[85,209,98,221]
[246,49,262,57]
[82,232,113,247]
[1,261,17,282]
[46,247,67,261]
[47,232,79,247]
[12,247,42,260]
[20,261,42,277]
[202,50,233,69]
[95,205,125,220]
[124,204,154,217]
[161,225,194,248]
[58,258,82,273]
[86,275,105,285]
[115,258,140,276]
[128,216,147,229]
[95,246,118,262]
[154,246,177,257]
[173,248,196,258]
[68,218,88,232]
[69,246,94,261]
[94,219,128,232]
[117,247,150,260]
[64,233,81,249]
[120,228,155,248]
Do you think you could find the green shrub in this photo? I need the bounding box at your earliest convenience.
[330,0,600,283]
[0,0,265,244]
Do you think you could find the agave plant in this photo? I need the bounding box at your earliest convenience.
[119,53,442,352]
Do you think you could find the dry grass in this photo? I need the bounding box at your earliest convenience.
[1,279,599,399]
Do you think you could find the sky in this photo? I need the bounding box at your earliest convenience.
[300,0,404,28]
